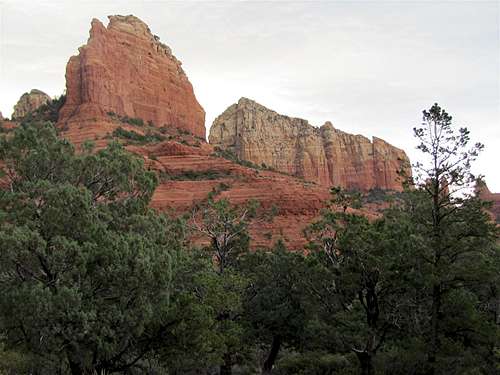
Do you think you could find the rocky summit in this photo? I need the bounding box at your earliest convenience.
[209,98,411,191]
[12,89,51,119]
[58,15,205,138]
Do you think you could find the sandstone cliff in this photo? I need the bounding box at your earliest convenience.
[12,89,51,119]
[209,98,410,191]
[51,15,402,249]
[58,15,205,138]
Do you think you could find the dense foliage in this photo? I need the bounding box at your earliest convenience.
[0,104,498,375]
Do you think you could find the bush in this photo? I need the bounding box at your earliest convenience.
[274,352,354,375]
[160,169,232,181]
[123,116,144,126]
[107,112,145,127]
[363,188,403,204]
[212,147,261,170]
[112,126,166,144]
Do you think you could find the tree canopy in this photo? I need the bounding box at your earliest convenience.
[0,104,498,375]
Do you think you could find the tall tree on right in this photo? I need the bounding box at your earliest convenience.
[401,103,499,374]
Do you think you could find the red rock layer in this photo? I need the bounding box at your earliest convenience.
[209,98,411,191]
[60,119,332,249]
[58,15,205,138]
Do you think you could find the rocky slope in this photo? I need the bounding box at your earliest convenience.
[12,89,51,119]
[209,98,410,191]
[144,141,336,249]
[58,15,205,138]
[59,114,337,249]
[3,15,412,249]
[50,15,349,249]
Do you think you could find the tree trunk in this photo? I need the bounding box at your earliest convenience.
[220,353,232,375]
[427,283,441,375]
[355,350,374,375]
[262,335,282,374]
[68,358,83,375]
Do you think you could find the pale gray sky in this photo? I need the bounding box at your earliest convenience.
[1,0,499,190]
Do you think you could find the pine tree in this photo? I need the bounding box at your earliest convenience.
[402,104,499,374]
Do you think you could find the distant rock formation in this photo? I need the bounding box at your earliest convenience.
[12,89,51,119]
[475,180,500,223]
[45,15,409,249]
[209,98,410,191]
[58,15,205,138]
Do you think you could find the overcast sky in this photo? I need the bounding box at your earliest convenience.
[0,0,499,190]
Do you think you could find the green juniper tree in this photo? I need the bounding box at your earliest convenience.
[0,122,183,374]
[241,240,309,374]
[304,188,416,375]
[191,198,258,375]
[152,248,227,374]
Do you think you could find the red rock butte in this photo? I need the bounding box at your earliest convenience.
[58,15,205,139]
[23,15,413,249]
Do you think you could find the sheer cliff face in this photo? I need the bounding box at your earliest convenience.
[12,89,51,119]
[58,15,205,138]
[209,98,410,191]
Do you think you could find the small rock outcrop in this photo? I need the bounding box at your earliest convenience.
[58,15,205,138]
[12,89,51,119]
[209,98,410,191]
[475,180,500,223]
